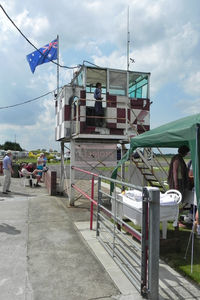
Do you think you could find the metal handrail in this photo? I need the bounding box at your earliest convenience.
[71,166,98,230]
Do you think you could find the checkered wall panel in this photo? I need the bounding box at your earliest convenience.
[55,87,150,141]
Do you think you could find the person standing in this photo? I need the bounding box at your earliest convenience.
[35,153,44,186]
[168,145,190,197]
[188,161,200,237]
[168,145,190,228]
[43,154,47,167]
[94,82,104,127]
[2,150,14,194]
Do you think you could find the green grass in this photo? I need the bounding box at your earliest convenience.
[159,222,200,283]
[14,157,70,165]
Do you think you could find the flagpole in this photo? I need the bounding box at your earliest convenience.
[127,6,130,71]
[57,34,64,192]
[57,34,59,96]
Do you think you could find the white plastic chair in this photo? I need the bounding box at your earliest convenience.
[161,189,182,239]
[18,171,33,187]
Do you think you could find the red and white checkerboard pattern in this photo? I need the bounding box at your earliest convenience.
[106,94,150,135]
[55,86,82,140]
[55,87,150,141]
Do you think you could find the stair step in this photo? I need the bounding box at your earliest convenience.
[144,176,157,179]
[148,181,162,185]
[137,165,149,168]
[149,182,163,187]
[133,150,167,192]
[137,166,150,170]
[142,173,154,176]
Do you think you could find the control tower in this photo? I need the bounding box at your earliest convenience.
[55,65,151,204]
[56,65,150,142]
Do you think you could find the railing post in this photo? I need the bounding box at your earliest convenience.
[90,175,95,230]
[112,182,117,258]
[76,98,79,134]
[141,187,149,297]
[69,139,75,206]
[148,187,160,300]
[96,176,102,237]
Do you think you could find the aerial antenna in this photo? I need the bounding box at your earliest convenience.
[127,6,130,71]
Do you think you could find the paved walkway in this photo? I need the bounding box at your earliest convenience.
[0,177,200,299]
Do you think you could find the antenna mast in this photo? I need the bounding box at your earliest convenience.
[127,6,130,71]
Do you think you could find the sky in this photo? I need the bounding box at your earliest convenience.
[0,0,200,152]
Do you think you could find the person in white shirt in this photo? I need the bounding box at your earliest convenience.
[2,150,14,194]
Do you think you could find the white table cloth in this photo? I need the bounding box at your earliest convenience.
[113,189,182,239]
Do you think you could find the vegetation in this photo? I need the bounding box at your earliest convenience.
[28,151,55,162]
[0,141,23,151]
[159,222,200,283]
[15,156,70,165]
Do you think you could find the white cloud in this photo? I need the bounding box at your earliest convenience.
[0,0,200,149]
[182,71,200,96]
[178,97,200,115]
[93,51,127,69]
[15,9,50,38]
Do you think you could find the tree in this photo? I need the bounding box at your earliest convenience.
[3,141,22,151]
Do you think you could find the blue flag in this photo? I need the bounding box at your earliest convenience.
[26,39,58,73]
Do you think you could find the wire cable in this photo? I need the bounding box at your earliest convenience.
[0,89,56,110]
[0,4,80,70]
[83,60,100,68]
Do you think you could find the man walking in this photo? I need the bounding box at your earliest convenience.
[3,150,14,194]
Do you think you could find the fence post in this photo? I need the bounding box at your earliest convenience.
[141,187,149,297]
[60,141,65,192]
[69,139,75,206]
[96,176,102,237]
[148,187,160,300]
[90,175,94,230]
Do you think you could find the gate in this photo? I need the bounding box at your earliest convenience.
[96,175,160,299]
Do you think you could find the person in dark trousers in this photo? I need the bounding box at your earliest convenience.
[168,145,190,196]
[168,145,190,228]
[94,82,104,127]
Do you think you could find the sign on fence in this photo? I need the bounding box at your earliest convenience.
[75,143,117,167]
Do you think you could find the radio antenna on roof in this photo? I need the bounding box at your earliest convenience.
[127,6,130,71]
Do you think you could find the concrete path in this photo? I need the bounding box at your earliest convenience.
[76,221,200,300]
[0,179,120,300]
[0,177,200,300]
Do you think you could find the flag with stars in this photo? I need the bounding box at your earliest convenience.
[26,39,58,73]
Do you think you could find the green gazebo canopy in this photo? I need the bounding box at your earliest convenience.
[112,113,200,210]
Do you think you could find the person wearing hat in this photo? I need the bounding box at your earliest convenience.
[2,150,14,194]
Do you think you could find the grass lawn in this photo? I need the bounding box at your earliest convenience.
[14,157,70,165]
[159,222,200,284]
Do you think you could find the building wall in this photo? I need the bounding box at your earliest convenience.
[55,86,150,141]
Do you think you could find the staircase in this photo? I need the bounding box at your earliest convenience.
[131,148,169,192]
[127,104,170,192]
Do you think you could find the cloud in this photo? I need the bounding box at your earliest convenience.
[14,9,50,38]
[182,71,200,96]
[178,97,200,115]
[0,0,200,150]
